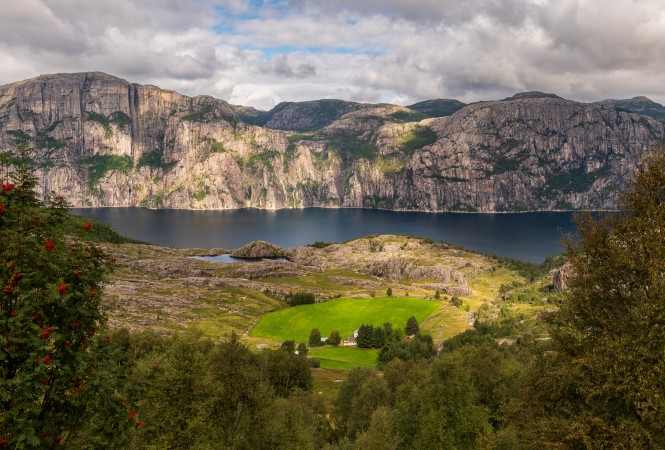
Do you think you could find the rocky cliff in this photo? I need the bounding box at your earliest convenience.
[0,72,663,211]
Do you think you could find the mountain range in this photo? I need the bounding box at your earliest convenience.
[1,72,663,211]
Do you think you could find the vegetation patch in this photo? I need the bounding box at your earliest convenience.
[137,148,176,170]
[35,131,67,150]
[451,202,478,212]
[328,133,377,162]
[109,111,131,130]
[6,129,31,145]
[182,105,215,123]
[85,111,113,137]
[375,155,405,176]
[81,154,133,188]
[543,166,609,196]
[307,241,336,249]
[250,296,439,343]
[310,347,380,369]
[389,110,428,123]
[408,99,466,117]
[485,150,529,176]
[209,139,227,153]
[246,149,279,170]
[397,125,438,154]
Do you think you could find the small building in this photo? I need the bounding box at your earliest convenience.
[343,337,357,346]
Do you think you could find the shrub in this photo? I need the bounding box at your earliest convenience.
[286,292,316,306]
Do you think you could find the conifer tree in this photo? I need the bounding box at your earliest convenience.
[405,316,419,336]
[308,328,322,347]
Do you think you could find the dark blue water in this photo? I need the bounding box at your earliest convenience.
[70,207,579,263]
[191,255,290,263]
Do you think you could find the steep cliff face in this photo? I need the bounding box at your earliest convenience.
[0,72,663,211]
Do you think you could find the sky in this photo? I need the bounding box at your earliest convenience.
[1,0,664,110]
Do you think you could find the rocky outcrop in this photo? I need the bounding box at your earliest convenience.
[552,262,576,291]
[230,241,285,259]
[1,72,664,212]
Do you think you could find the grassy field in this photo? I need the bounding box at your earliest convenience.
[310,347,380,369]
[311,368,348,408]
[250,296,441,343]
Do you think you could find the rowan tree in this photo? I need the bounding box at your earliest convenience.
[0,147,132,447]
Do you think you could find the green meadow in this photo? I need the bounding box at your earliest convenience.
[310,347,380,369]
[250,296,440,343]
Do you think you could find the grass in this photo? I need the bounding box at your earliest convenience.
[311,368,348,408]
[250,296,440,343]
[421,306,472,343]
[80,154,133,188]
[397,125,438,154]
[311,347,380,369]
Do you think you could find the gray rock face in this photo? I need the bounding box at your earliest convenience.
[1,72,663,211]
[552,262,576,292]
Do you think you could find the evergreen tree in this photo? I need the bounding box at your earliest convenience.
[328,330,342,346]
[405,315,419,335]
[281,339,296,353]
[373,326,387,348]
[297,341,308,356]
[356,324,375,348]
[383,322,393,338]
[308,328,322,347]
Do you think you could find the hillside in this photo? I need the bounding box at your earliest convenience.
[1,72,664,211]
[101,234,536,345]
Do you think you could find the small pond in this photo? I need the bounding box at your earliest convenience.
[190,254,290,263]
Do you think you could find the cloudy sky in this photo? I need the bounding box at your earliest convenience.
[1,0,664,109]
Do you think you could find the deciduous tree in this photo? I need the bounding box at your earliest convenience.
[522,147,665,447]
[0,147,130,447]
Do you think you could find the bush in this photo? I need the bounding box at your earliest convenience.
[286,292,316,306]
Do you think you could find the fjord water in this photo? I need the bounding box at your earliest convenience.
[72,207,580,263]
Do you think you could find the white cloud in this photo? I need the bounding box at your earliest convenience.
[0,0,664,108]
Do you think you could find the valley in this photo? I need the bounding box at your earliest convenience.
[100,234,555,371]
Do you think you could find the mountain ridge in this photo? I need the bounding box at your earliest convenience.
[0,71,663,211]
